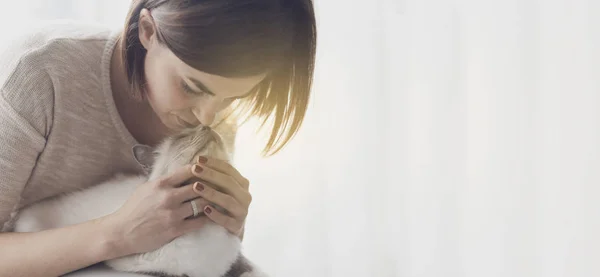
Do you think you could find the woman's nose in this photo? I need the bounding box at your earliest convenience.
[193,105,217,126]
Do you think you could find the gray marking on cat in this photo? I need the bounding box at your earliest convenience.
[224,255,254,277]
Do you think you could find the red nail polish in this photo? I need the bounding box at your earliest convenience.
[197,156,208,164]
[193,182,204,192]
[193,164,203,174]
[193,182,204,193]
[204,206,212,214]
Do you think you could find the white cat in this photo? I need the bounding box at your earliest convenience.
[13,126,267,277]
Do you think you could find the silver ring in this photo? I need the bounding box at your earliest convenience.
[190,200,199,217]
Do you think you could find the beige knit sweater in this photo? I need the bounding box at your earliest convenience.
[0,22,153,232]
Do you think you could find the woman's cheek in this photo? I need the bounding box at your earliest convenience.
[152,77,185,107]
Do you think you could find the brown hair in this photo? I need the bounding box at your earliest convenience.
[121,0,316,157]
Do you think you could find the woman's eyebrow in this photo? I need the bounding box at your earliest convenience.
[187,76,261,99]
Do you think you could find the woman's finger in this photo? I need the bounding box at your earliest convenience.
[192,182,247,219]
[179,215,212,235]
[171,181,203,204]
[203,204,244,236]
[191,164,251,205]
[196,156,250,190]
[175,197,211,220]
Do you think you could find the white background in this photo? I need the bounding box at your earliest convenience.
[0,0,598,277]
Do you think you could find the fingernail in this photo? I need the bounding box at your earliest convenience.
[204,206,212,214]
[197,156,208,164]
[193,164,203,174]
[193,182,204,193]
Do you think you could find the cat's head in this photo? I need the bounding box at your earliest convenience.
[133,125,231,181]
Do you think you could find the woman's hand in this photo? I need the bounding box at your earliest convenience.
[105,165,213,257]
[190,156,252,239]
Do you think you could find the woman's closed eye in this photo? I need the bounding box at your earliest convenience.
[181,81,206,96]
[181,79,251,101]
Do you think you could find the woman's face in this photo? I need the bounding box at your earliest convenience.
[138,9,266,131]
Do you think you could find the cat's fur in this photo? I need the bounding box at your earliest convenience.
[13,126,267,277]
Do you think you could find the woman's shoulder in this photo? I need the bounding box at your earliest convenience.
[0,21,117,138]
[4,20,113,49]
[2,21,113,64]
[0,20,115,82]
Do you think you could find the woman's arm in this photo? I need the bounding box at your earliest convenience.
[0,37,126,276]
[0,215,124,277]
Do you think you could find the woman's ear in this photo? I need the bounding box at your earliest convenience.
[138,8,157,50]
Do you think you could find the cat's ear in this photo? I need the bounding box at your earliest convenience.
[132,144,155,174]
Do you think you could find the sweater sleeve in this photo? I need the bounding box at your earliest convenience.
[0,41,54,232]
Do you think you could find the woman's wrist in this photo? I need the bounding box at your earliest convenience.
[94,214,129,260]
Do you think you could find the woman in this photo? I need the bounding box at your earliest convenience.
[0,0,316,276]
